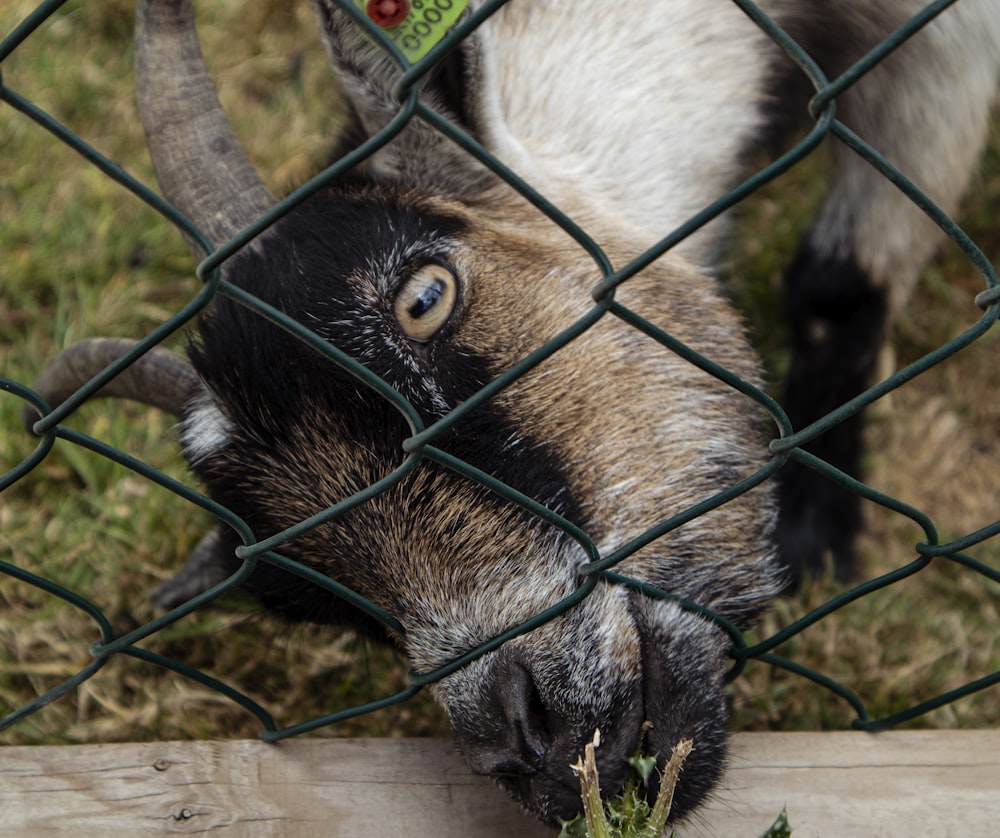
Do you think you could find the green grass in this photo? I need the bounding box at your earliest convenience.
[726,122,1000,732]
[0,0,449,745]
[2,0,998,750]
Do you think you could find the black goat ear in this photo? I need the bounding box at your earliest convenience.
[315,1,508,199]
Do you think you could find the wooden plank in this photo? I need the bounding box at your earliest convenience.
[697,730,1000,837]
[0,731,997,836]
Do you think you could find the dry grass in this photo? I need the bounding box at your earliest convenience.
[727,122,1000,733]
[1,0,997,750]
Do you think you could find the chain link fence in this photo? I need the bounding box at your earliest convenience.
[2,0,999,745]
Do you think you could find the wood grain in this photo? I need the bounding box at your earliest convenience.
[1,731,997,836]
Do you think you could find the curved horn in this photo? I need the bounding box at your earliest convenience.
[134,0,275,253]
[24,338,201,432]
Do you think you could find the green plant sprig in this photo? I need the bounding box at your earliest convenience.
[559,724,691,838]
[559,726,791,838]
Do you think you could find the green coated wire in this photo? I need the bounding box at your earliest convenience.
[0,0,996,744]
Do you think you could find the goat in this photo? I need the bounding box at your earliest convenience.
[25,0,999,827]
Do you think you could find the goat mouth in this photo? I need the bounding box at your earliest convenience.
[447,595,732,826]
[453,656,727,827]
[487,690,648,825]
[447,659,646,825]
[491,720,644,825]
[505,602,733,826]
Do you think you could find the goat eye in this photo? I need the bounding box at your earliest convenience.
[393,262,458,342]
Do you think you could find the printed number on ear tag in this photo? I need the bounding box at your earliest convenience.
[357,0,471,64]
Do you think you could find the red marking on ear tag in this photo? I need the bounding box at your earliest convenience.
[366,0,409,28]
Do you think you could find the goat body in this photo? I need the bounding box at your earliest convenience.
[30,0,1000,827]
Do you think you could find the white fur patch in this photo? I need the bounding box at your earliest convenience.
[180,395,233,463]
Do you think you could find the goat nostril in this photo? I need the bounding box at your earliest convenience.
[495,660,551,772]
[454,655,557,779]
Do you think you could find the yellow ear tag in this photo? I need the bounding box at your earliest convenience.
[355,0,471,64]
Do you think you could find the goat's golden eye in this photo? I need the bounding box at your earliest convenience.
[393,262,458,342]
